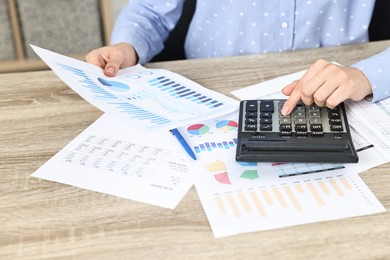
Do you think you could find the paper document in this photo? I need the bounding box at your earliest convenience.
[32,114,195,209]
[31,45,238,131]
[348,98,390,160]
[177,111,385,237]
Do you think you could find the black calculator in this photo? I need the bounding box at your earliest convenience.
[236,99,358,163]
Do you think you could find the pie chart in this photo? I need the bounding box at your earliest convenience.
[98,77,130,92]
[216,120,238,132]
[187,124,210,136]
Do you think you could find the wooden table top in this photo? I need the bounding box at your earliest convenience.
[1,40,389,259]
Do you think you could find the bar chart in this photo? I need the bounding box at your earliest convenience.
[147,75,224,108]
[58,63,173,126]
[181,116,240,155]
[194,139,238,154]
[212,173,356,218]
[198,167,385,237]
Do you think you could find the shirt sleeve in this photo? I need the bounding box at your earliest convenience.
[351,46,390,102]
[111,0,185,64]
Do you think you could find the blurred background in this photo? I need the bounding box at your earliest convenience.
[0,0,127,73]
[1,0,389,73]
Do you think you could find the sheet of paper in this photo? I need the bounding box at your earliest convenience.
[177,112,386,237]
[231,70,390,173]
[32,114,195,209]
[31,45,238,131]
[343,108,390,172]
[347,98,390,160]
[231,70,306,100]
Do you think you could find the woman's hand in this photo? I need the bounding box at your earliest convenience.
[86,42,139,77]
[281,59,373,115]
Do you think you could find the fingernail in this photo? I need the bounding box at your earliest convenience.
[282,105,290,116]
[105,66,115,75]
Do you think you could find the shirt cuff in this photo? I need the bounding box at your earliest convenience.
[351,47,390,103]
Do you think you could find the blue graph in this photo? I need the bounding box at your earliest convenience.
[148,76,224,109]
[58,64,117,100]
[193,138,238,154]
[97,78,130,92]
[58,63,171,126]
[56,61,233,130]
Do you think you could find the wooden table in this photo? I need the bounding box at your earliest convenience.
[1,40,389,259]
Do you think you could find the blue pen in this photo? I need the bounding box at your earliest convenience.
[170,128,197,160]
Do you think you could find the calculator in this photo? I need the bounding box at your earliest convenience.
[236,99,358,163]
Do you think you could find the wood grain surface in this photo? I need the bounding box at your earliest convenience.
[0,40,389,259]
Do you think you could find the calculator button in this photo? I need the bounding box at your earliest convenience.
[294,105,305,112]
[328,107,340,112]
[280,124,292,131]
[260,100,274,112]
[294,110,305,117]
[260,124,272,131]
[329,118,342,125]
[246,101,258,112]
[310,124,323,132]
[260,112,272,118]
[310,117,322,124]
[295,117,307,125]
[246,112,257,118]
[295,124,307,131]
[260,118,272,124]
[330,124,343,131]
[245,124,257,131]
[280,116,291,124]
[328,111,340,119]
[309,111,321,117]
[308,105,320,111]
[246,118,257,124]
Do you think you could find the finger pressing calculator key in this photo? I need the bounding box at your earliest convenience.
[236,99,358,163]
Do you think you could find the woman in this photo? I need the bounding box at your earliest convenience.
[86,0,390,115]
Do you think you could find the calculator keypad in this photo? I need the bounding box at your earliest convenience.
[236,99,358,163]
[243,100,345,137]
